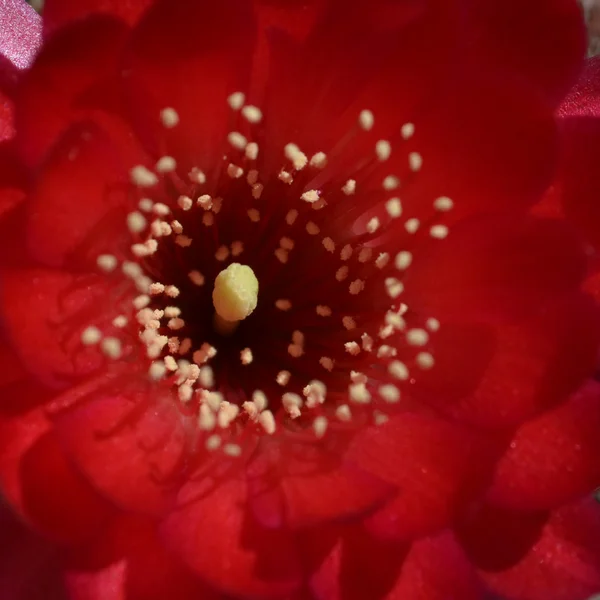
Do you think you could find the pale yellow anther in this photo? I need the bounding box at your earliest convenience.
[212,263,259,335]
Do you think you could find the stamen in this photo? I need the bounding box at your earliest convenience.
[130,165,158,187]
[81,326,102,345]
[401,122,415,139]
[430,224,449,239]
[160,107,180,128]
[386,197,402,218]
[97,254,118,272]
[358,109,374,131]
[375,140,391,161]
[395,251,412,270]
[409,152,423,172]
[155,156,177,173]
[241,105,263,123]
[227,91,245,111]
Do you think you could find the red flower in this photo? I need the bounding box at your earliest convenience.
[0,1,599,599]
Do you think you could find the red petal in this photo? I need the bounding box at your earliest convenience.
[65,515,221,600]
[309,525,409,600]
[414,294,600,429]
[558,55,600,119]
[0,502,67,600]
[43,0,152,37]
[0,140,26,219]
[162,477,302,599]
[403,215,586,324]
[346,415,498,541]
[246,439,394,529]
[556,115,600,251]
[480,498,600,600]
[26,120,141,268]
[122,0,256,180]
[260,0,459,164]
[15,15,128,168]
[0,90,15,141]
[0,268,109,387]
[457,501,549,572]
[0,396,113,543]
[388,533,482,600]
[485,381,600,511]
[464,0,585,106]
[52,390,187,516]
[401,75,558,220]
[0,0,41,93]
[0,330,28,387]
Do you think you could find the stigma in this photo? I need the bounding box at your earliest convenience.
[212,263,259,335]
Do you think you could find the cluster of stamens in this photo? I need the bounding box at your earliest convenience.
[79,92,453,457]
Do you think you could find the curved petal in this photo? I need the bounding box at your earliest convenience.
[15,15,129,168]
[26,120,142,269]
[65,515,221,600]
[413,294,600,429]
[309,524,409,600]
[0,268,110,388]
[485,380,600,511]
[43,0,152,37]
[480,498,600,600]
[122,0,256,181]
[463,0,586,107]
[0,396,114,543]
[346,415,500,542]
[259,0,461,168]
[246,438,394,530]
[403,215,587,324]
[0,0,41,93]
[52,390,187,516]
[162,477,302,599]
[398,75,558,221]
[387,533,482,600]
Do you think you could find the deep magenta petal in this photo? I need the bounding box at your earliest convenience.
[558,55,600,119]
[0,0,41,93]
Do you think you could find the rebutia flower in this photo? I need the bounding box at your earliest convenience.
[1,0,600,599]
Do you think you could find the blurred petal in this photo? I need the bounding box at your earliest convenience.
[43,0,152,36]
[0,0,41,93]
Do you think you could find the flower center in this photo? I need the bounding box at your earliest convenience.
[79,92,452,456]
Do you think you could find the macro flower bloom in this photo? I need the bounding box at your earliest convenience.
[0,0,599,599]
